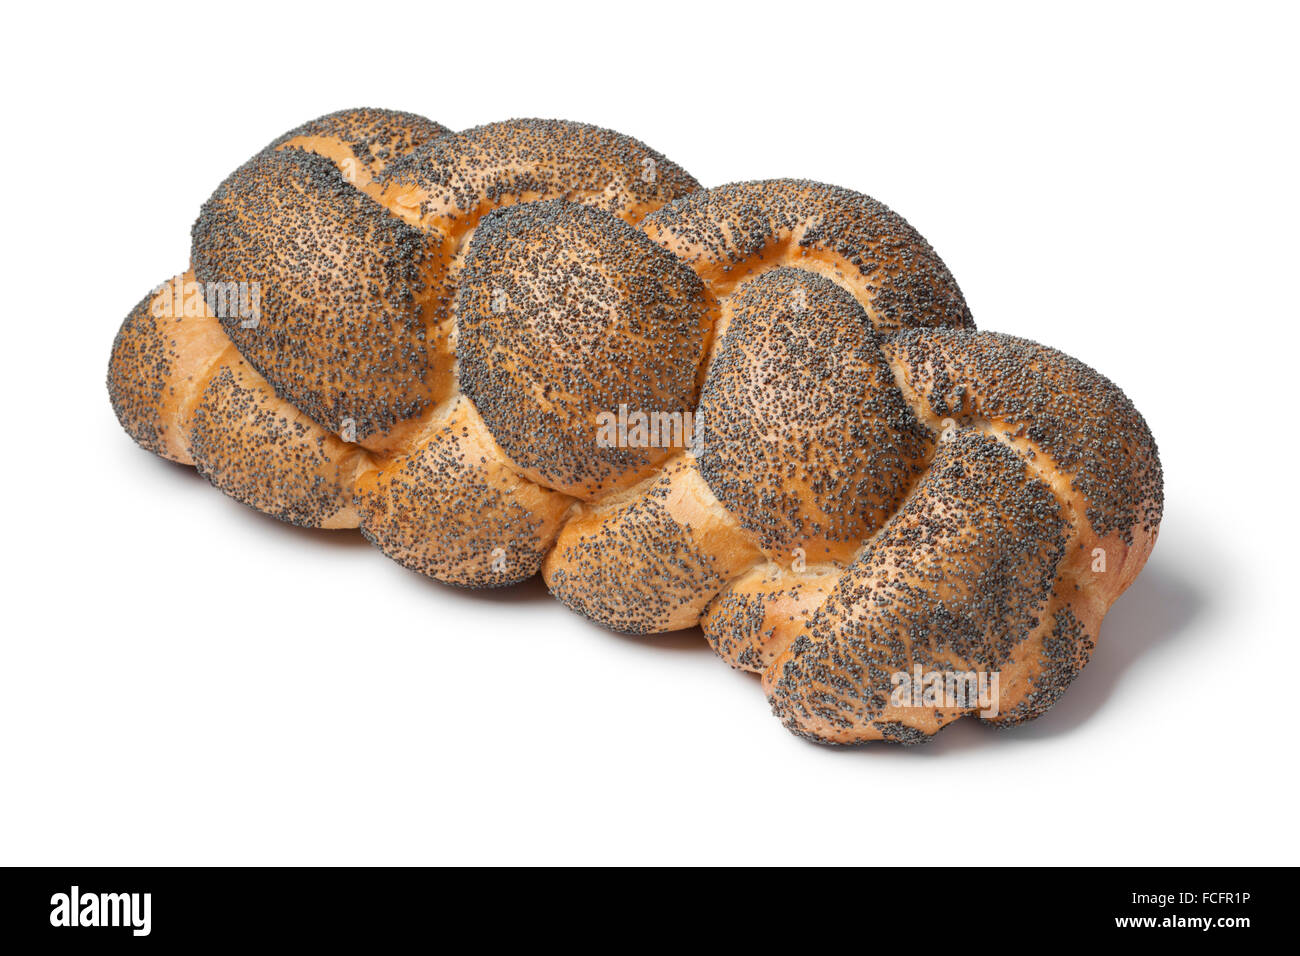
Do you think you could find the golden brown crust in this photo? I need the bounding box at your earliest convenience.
[111,111,705,529]
[759,332,1164,744]
[766,432,1070,743]
[536,183,976,637]
[189,356,372,529]
[882,329,1164,544]
[696,268,932,565]
[542,456,763,633]
[114,110,455,513]
[355,398,572,586]
[701,564,840,672]
[369,118,701,233]
[270,107,452,186]
[107,272,236,465]
[109,110,1165,744]
[107,271,373,524]
[457,200,710,499]
[191,147,450,445]
[641,179,974,333]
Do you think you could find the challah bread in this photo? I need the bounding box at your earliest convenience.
[109,269,373,528]
[109,271,235,466]
[455,200,711,500]
[701,330,1161,741]
[109,108,450,525]
[542,266,941,631]
[192,143,449,446]
[108,108,1163,744]
[771,429,1071,743]
[110,109,700,536]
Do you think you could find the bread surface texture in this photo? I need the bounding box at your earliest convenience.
[107,108,1163,743]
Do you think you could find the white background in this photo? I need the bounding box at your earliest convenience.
[1,1,1295,865]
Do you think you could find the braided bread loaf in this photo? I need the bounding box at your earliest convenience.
[108,108,1163,744]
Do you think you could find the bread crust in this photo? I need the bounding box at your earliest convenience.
[108,110,1163,743]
